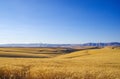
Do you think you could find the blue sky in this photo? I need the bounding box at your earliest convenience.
[0,0,120,44]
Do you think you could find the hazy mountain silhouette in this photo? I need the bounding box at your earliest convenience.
[0,42,119,47]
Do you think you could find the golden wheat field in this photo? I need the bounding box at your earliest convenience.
[0,47,120,79]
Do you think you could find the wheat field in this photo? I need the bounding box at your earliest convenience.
[0,47,120,79]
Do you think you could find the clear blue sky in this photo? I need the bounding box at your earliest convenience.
[0,0,120,44]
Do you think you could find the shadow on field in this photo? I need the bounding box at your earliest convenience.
[0,47,100,58]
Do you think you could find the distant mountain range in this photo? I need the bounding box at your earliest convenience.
[0,42,120,47]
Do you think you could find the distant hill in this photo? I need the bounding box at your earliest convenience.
[81,42,120,47]
[0,42,119,47]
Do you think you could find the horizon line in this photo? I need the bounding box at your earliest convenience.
[0,42,120,45]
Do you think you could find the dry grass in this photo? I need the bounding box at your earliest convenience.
[0,47,72,58]
[0,47,120,79]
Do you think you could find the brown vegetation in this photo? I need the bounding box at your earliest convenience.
[0,47,120,79]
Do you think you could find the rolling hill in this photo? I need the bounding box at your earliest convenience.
[0,47,76,58]
[56,46,120,59]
